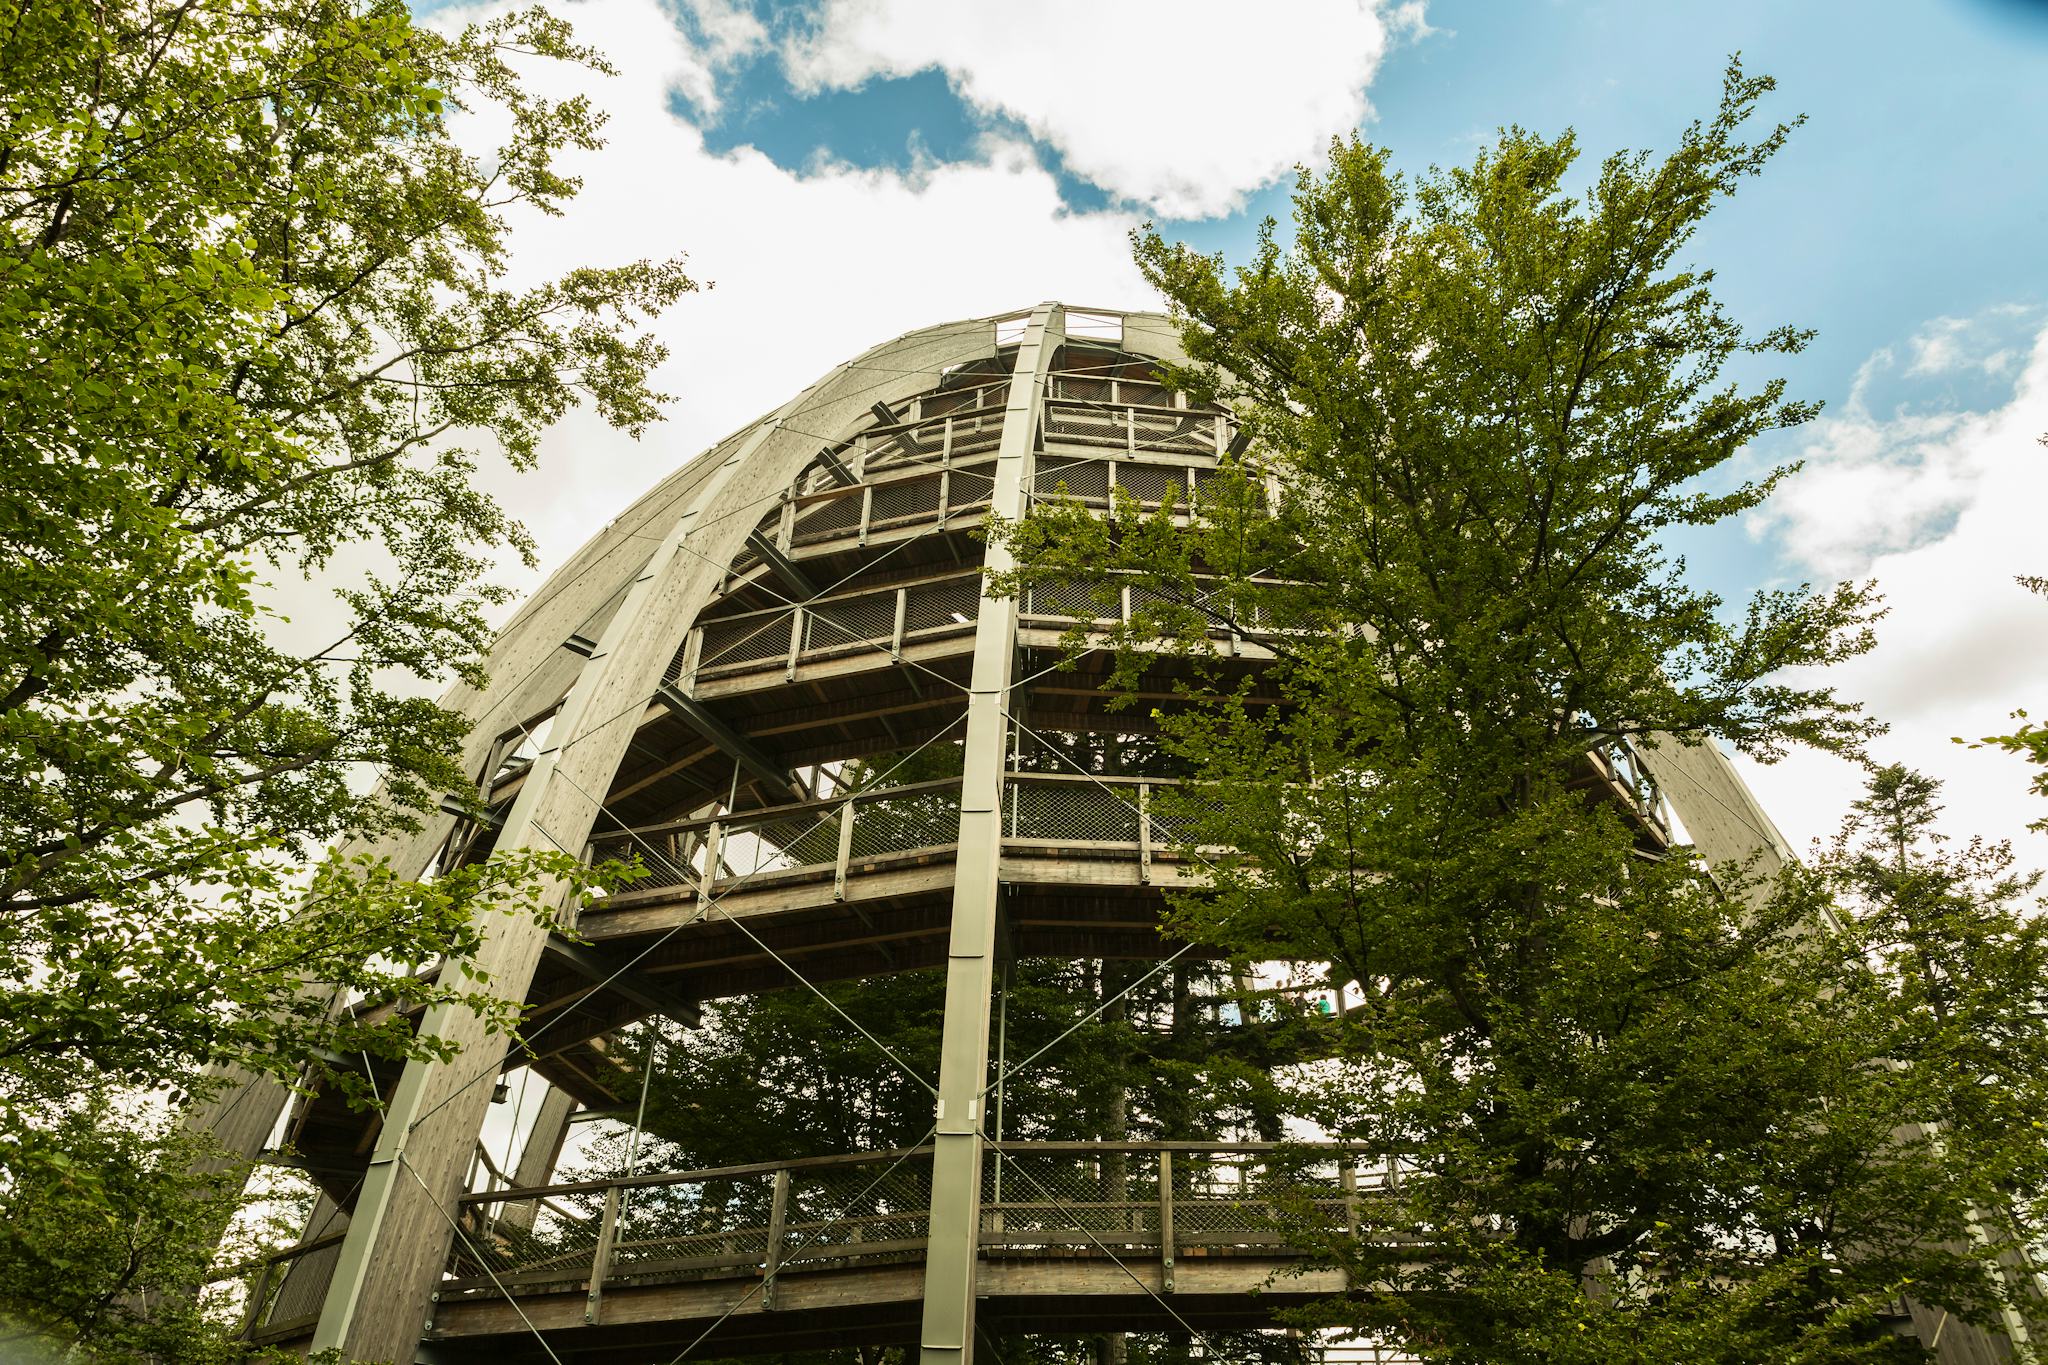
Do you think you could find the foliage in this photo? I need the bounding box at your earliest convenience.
[0,0,686,1352]
[1968,566,2048,830]
[996,62,2046,1361]
[0,1094,301,1364]
[0,0,689,1106]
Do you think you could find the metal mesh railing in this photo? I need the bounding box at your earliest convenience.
[781,1154,934,1266]
[228,1231,348,1339]
[1006,777,1142,845]
[452,1189,606,1288]
[902,575,981,633]
[679,571,983,685]
[804,590,897,654]
[440,1144,1381,1308]
[845,784,962,860]
[1033,455,1111,501]
[588,779,964,901]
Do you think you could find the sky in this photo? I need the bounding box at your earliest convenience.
[429,0,2048,876]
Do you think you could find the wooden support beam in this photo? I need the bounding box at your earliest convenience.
[654,683,801,798]
[746,529,820,600]
[542,934,702,1029]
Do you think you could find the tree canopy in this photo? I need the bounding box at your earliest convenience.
[0,0,686,1353]
[998,62,2048,1362]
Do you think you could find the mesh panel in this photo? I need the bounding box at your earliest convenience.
[950,417,1004,459]
[791,490,864,545]
[611,1177,773,1271]
[1023,578,1113,620]
[984,1151,1158,1248]
[1146,785,1224,849]
[902,577,981,633]
[699,611,794,671]
[1034,457,1110,500]
[1116,462,1187,506]
[1056,375,1112,403]
[868,474,943,526]
[453,1191,604,1284]
[1006,781,1141,843]
[782,1157,933,1265]
[249,1239,342,1329]
[1044,400,1126,448]
[805,592,896,652]
[946,464,997,509]
[846,786,962,859]
[588,828,705,890]
[719,810,840,879]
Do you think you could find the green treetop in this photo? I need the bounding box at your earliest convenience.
[998,62,2047,1362]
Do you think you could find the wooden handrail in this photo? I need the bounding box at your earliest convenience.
[457,1140,1384,1207]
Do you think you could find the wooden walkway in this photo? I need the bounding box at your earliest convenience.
[237,1142,1412,1359]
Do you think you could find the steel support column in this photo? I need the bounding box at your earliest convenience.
[919,305,1061,1365]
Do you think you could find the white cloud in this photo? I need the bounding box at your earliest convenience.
[1735,313,2048,875]
[664,0,768,117]
[780,0,1409,218]
[437,0,1155,588]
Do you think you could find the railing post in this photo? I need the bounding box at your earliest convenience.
[697,821,723,910]
[238,1255,275,1338]
[1341,1161,1360,1238]
[785,608,805,682]
[777,495,796,550]
[584,1183,621,1325]
[834,800,855,901]
[891,588,907,662]
[678,626,702,697]
[1137,782,1152,885]
[859,484,874,547]
[762,1167,791,1310]
[1159,1151,1175,1294]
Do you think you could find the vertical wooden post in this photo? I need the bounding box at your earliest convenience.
[678,627,703,697]
[785,608,805,682]
[585,1183,621,1325]
[762,1167,791,1310]
[239,1256,275,1338]
[697,822,723,909]
[1341,1162,1360,1238]
[1136,782,1152,885]
[891,588,907,662]
[1158,1151,1175,1294]
[834,799,855,901]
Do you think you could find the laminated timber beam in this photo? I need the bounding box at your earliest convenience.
[653,681,802,799]
[745,528,819,599]
[540,934,702,1029]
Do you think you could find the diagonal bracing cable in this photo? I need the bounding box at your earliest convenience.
[394,1151,570,1365]
[987,1143,1232,1354]
[400,709,967,1139]
[658,1127,941,1365]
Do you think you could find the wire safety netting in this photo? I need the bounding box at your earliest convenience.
[450,1188,607,1288]
[845,784,963,862]
[779,1154,935,1268]
[1004,779,1143,845]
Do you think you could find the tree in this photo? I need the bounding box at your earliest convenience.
[0,0,686,1110]
[0,0,685,1351]
[998,62,2047,1361]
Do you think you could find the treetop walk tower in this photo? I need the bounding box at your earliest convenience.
[197,305,2021,1364]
